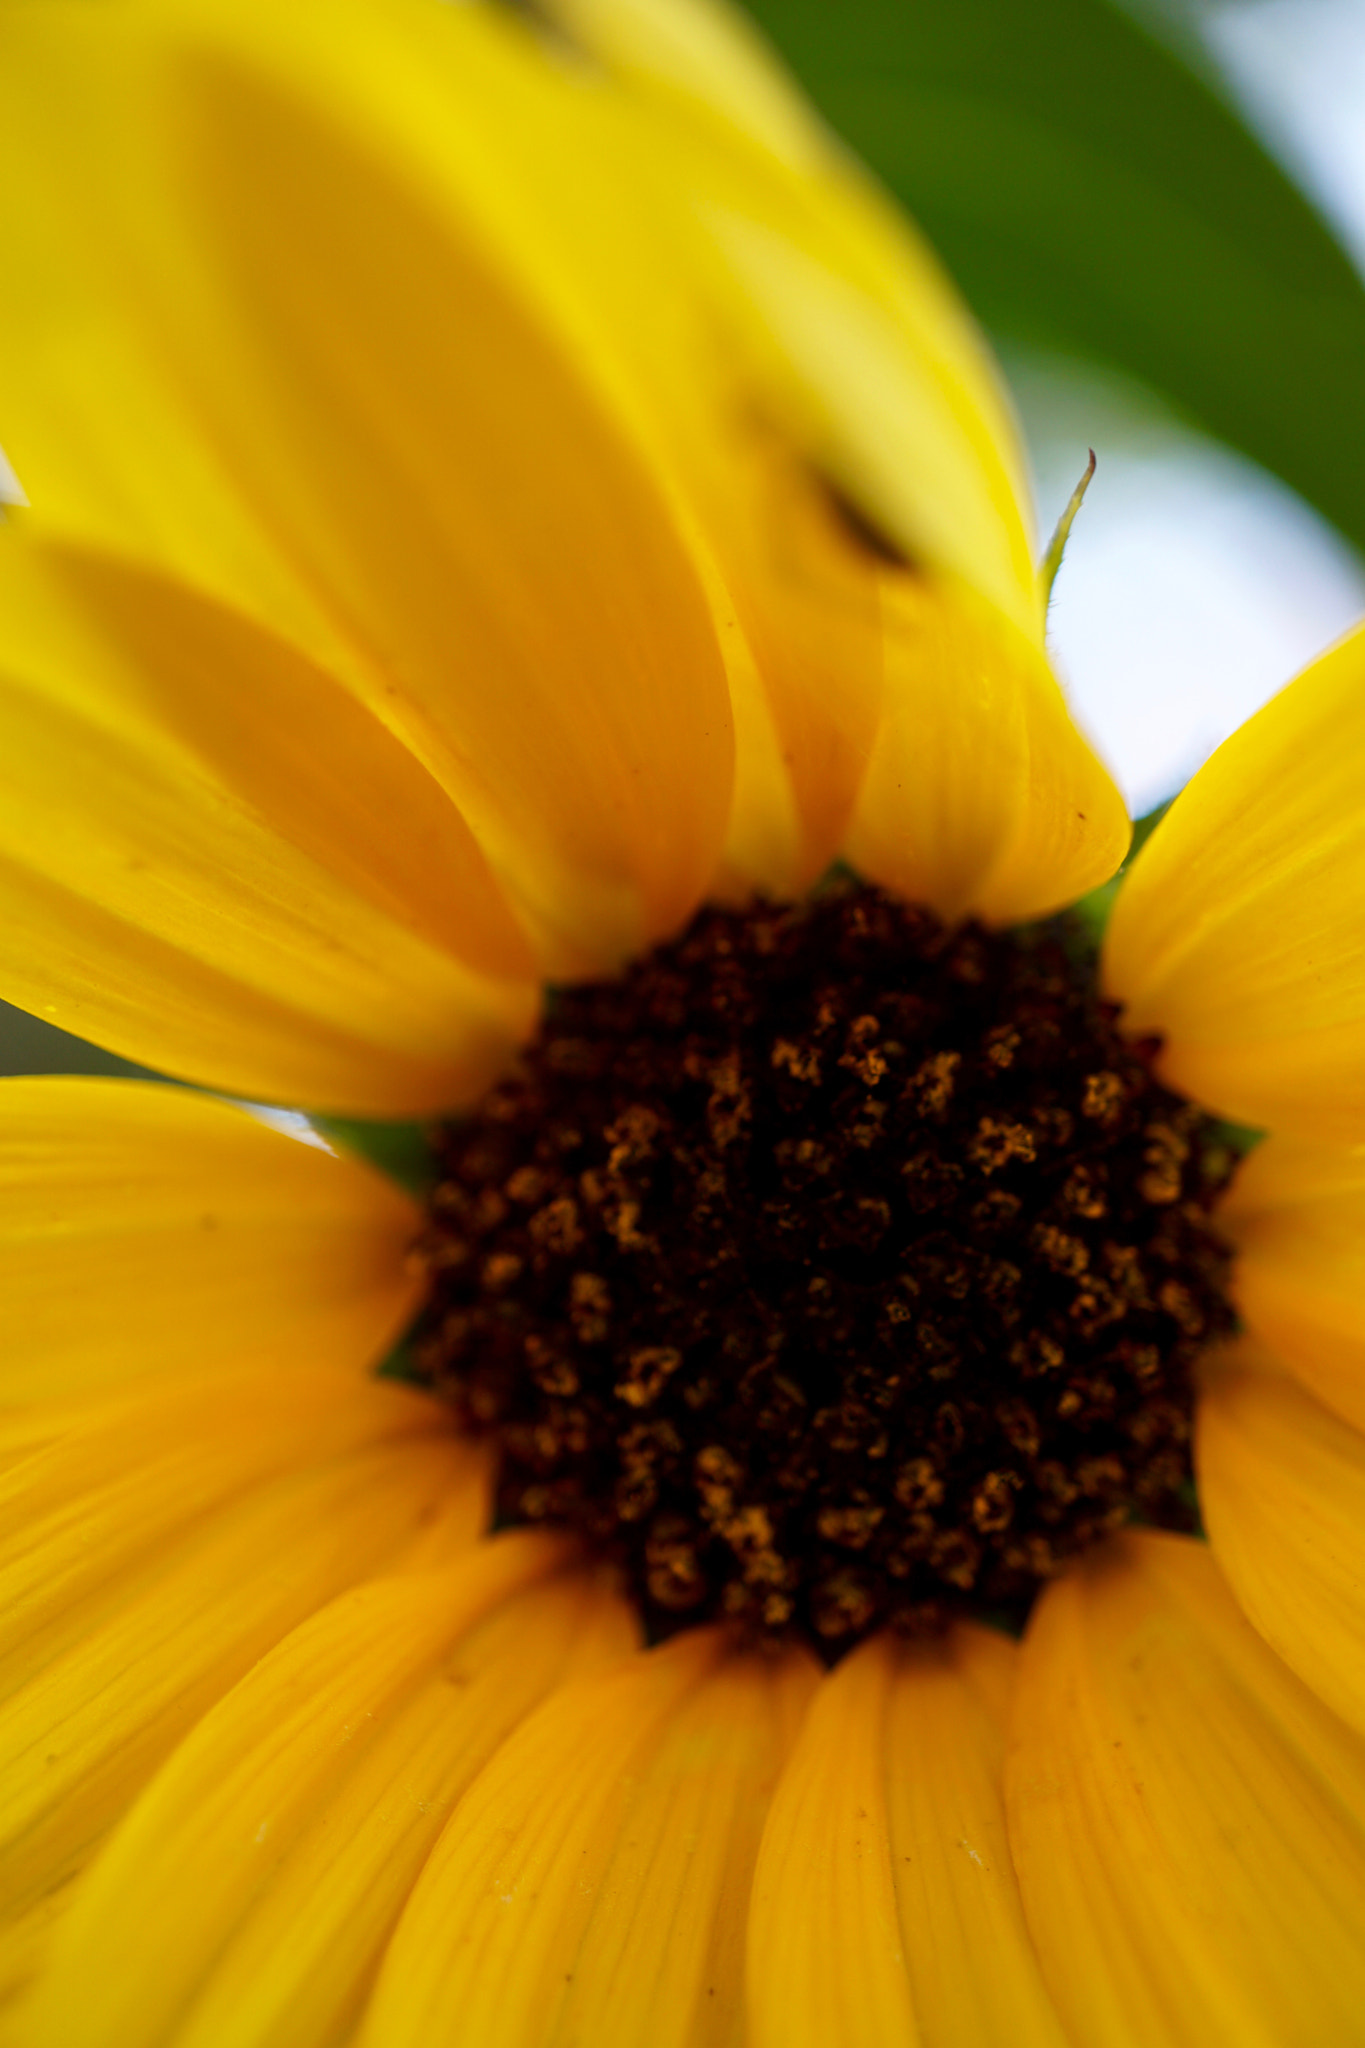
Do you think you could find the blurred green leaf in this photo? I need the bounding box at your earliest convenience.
[743,0,1365,556]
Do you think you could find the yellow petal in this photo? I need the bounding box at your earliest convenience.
[499,12,886,904]
[1221,1135,1365,1433]
[210,0,1040,904]
[845,580,1130,923]
[539,0,1037,626]
[0,1368,485,1918]
[0,0,735,978]
[0,1883,74,2018]
[0,1077,423,1405]
[360,1626,818,2048]
[747,1625,1068,2048]
[1,0,1124,931]
[0,3,302,619]
[535,0,840,174]
[1103,620,1365,1139]
[19,1534,637,2048]
[697,439,889,902]
[0,535,538,1114]
[0,1365,429,1672]
[1198,1344,1365,1741]
[1006,1531,1365,2048]
[516,0,1132,907]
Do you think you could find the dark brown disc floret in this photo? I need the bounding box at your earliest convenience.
[413,885,1239,1654]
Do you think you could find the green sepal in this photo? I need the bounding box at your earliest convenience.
[1039,448,1096,609]
[1204,1114,1265,1160]
[309,1114,437,1197]
[373,1334,425,1386]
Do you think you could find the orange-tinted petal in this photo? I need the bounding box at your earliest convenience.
[0,1367,486,1920]
[0,1884,73,2016]
[1104,620,1365,1139]
[360,1627,817,2048]
[19,1534,636,2048]
[0,1077,422,1404]
[1199,1344,1365,1740]
[1007,1531,1365,2047]
[1221,1135,1365,1432]
[747,1623,1068,2048]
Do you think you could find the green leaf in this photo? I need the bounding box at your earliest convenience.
[742,0,1365,558]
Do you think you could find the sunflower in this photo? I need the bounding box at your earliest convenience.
[3,0,1365,2043]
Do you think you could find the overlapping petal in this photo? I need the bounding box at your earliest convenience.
[17,1535,636,2048]
[0,536,539,1113]
[1007,1531,1365,2047]
[0,0,1125,952]
[845,580,1129,923]
[1104,620,1365,1139]
[0,0,736,984]
[0,1078,422,1403]
[0,1364,487,1937]
[517,0,1129,909]
[747,1624,1068,2048]
[536,0,1039,624]
[361,1627,817,2048]
[1220,1135,1365,1432]
[1199,1344,1365,1740]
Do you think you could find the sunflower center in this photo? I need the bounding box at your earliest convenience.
[414,884,1238,1652]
